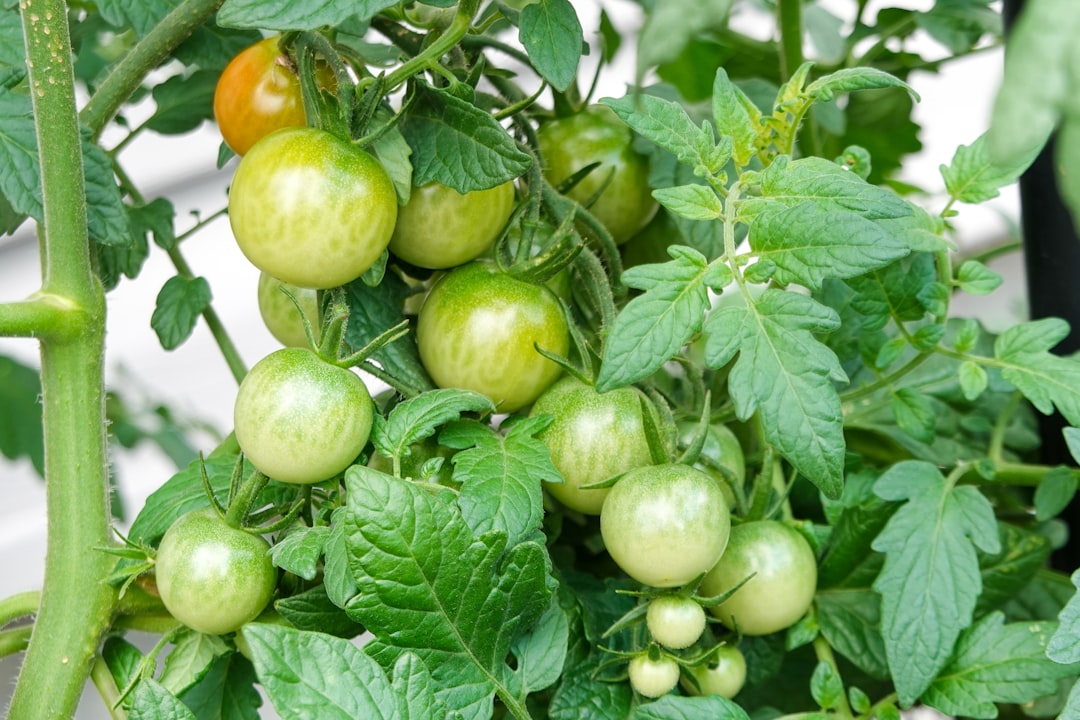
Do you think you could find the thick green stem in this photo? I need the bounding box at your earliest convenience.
[8,3,119,719]
[79,0,226,139]
[777,0,805,81]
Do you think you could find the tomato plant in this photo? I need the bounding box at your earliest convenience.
[416,260,569,412]
[699,520,818,636]
[154,508,277,635]
[256,271,321,347]
[529,376,657,515]
[228,126,398,289]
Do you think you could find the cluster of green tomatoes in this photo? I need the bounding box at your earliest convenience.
[151,33,820,703]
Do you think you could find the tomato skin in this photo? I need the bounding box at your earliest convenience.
[646,595,707,649]
[699,520,818,636]
[416,261,569,413]
[257,271,321,348]
[537,104,657,244]
[678,421,746,509]
[627,654,681,699]
[234,347,373,484]
[228,126,398,289]
[529,377,656,515]
[155,508,276,635]
[600,464,731,588]
[390,181,516,269]
[681,645,747,699]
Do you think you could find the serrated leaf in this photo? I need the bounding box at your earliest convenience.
[922,612,1075,718]
[712,67,758,167]
[130,679,197,720]
[871,461,1001,705]
[652,184,723,220]
[501,594,569,704]
[631,694,751,719]
[519,0,582,92]
[218,0,394,30]
[890,387,935,443]
[959,361,989,401]
[943,132,1039,205]
[602,94,729,177]
[704,290,846,497]
[749,201,912,291]
[342,468,551,720]
[400,84,531,193]
[1049,570,1080,665]
[151,275,212,350]
[976,522,1052,616]
[956,260,1003,295]
[815,588,890,680]
[147,70,217,135]
[0,354,43,476]
[805,67,918,103]
[995,319,1080,426]
[270,526,331,581]
[177,652,262,720]
[159,631,231,695]
[371,389,494,459]
[275,585,364,638]
[440,416,557,547]
[242,624,399,719]
[1035,467,1079,522]
[130,197,176,250]
[82,134,130,247]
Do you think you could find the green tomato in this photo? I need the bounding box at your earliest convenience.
[537,104,657,244]
[627,654,680,699]
[678,421,746,508]
[234,347,373,483]
[390,181,516,269]
[257,271,321,348]
[600,464,731,588]
[680,645,747,699]
[155,508,276,635]
[699,520,818,635]
[416,260,569,412]
[646,595,707,649]
[228,126,398,289]
[529,377,657,515]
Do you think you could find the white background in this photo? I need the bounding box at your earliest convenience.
[0,0,1021,716]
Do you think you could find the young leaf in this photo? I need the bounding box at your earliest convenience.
[270,525,332,581]
[372,389,494,460]
[704,290,847,498]
[602,94,729,177]
[519,0,582,93]
[921,612,1076,718]
[595,246,716,391]
[129,679,197,720]
[1035,467,1079,522]
[805,67,918,103]
[501,595,570,705]
[942,132,1040,205]
[275,585,365,638]
[810,660,844,710]
[151,275,212,351]
[400,84,531,193]
[995,318,1080,426]
[871,461,1001,706]
[342,467,552,719]
[0,354,43,476]
[1048,569,1080,664]
[440,416,558,547]
[712,67,758,168]
[890,387,936,443]
[959,361,989,401]
[159,631,231,696]
[218,0,396,30]
[955,260,1003,295]
[652,184,723,221]
[241,623,401,719]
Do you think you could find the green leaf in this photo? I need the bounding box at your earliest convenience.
[342,468,552,719]
[130,679,197,720]
[631,694,751,719]
[130,197,176,250]
[811,660,844,710]
[959,361,989,401]
[151,275,212,351]
[922,612,1076,718]
[1061,680,1080,720]
[159,631,231,696]
[440,416,558,547]
[995,318,1080,426]
[241,624,400,718]
[942,132,1040,205]
[323,509,359,610]
[400,84,531,193]
[1049,570,1080,664]
[602,94,729,177]
[890,387,935,443]
[636,0,735,76]
[275,586,364,638]
[805,67,918,104]
[270,526,331,581]
[817,477,895,589]
[844,253,938,332]
[370,115,413,206]
[218,0,395,30]
[0,354,43,475]
[502,595,569,704]
[519,0,582,93]
[872,461,1002,705]
[596,246,714,391]
[749,201,912,291]
[102,637,143,695]
[147,70,217,135]
[652,184,723,221]
[1035,467,1079,522]
[177,652,262,720]
[712,67,758,167]
[956,260,1003,295]
[815,588,890,680]
[704,289,846,498]
[371,389,494,460]
[976,522,1052,617]
[1065,427,1080,466]
[0,9,25,88]
[82,134,131,247]
[389,653,455,720]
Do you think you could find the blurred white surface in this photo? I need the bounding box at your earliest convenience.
[0,1,1022,716]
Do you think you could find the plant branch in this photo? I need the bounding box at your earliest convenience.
[0,591,40,628]
[777,0,805,81]
[0,294,83,340]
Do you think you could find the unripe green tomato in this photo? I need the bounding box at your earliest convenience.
[389,181,516,269]
[155,508,276,635]
[627,654,681,698]
[646,595,707,649]
[257,271,321,348]
[234,347,373,483]
[530,377,657,515]
[677,421,746,508]
[700,520,817,635]
[600,463,731,588]
[680,645,747,699]
[537,104,657,244]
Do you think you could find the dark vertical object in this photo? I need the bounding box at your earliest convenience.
[1003,0,1080,568]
